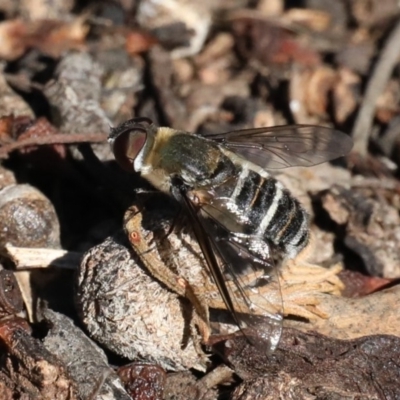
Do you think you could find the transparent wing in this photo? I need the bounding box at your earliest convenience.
[203,125,353,169]
[180,188,283,351]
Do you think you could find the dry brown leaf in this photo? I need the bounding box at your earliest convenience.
[195,33,235,85]
[375,79,400,123]
[287,286,400,341]
[0,20,27,60]
[231,14,321,67]
[20,0,75,21]
[333,67,360,123]
[283,8,332,32]
[30,18,89,58]
[351,0,400,27]
[257,0,284,17]
[0,115,15,144]
[289,65,337,123]
[339,269,393,297]
[0,18,88,61]
[125,30,158,55]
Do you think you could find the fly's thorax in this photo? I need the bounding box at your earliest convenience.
[138,128,237,191]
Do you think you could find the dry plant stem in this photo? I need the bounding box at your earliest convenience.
[286,285,400,340]
[197,365,233,389]
[0,132,108,158]
[4,244,81,270]
[13,271,34,322]
[351,18,400,156]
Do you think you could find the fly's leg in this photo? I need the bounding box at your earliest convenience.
[225,233,272,266]
[142,252,211,343]
[212,232,283,325]
[189,311,210,355]
[124,206,211,342]
[178,277,211,343]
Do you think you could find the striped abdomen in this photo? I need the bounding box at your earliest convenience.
[213,164,310,259]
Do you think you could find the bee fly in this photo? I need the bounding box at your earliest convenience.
[109,117,353,351]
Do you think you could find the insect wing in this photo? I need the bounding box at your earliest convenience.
[204,125,353,169]
[180,189,283,351]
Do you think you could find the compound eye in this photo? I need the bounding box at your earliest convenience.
[111,128,147,173]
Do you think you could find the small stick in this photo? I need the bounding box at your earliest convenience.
[351,19,400,157]
[4,244,81,270]
[195,364,234,393]
[0,132,108,158]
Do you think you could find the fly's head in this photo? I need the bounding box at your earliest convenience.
[108,117,156,173]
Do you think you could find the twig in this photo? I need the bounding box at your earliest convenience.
[197,364,233,390]
[0,132,108,158]
[4,244,82,270]
[351,18,400,156]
